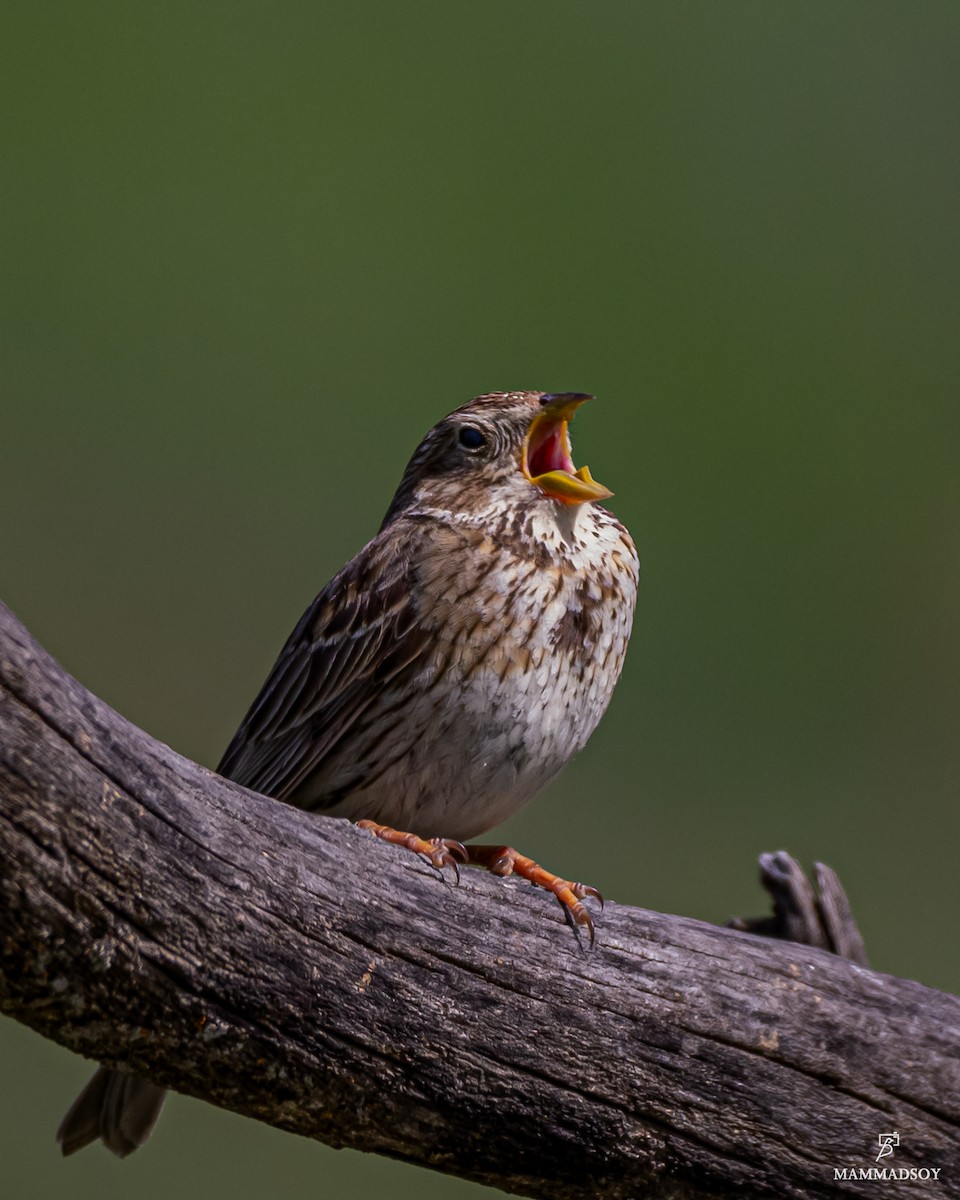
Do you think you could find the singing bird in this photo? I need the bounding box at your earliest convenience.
[57,390,639,1157]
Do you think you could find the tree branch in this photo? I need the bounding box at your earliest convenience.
[1,601,958,1198]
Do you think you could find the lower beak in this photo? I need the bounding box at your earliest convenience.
[522,394,614,505]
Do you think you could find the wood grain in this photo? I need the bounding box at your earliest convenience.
[1,602,957,1198]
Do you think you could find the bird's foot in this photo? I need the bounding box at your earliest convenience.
[466,844,603,948]
[356,820,468,883]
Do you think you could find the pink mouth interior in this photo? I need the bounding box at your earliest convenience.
[527,424,575,476]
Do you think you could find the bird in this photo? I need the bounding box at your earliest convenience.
[57,390,639,1158]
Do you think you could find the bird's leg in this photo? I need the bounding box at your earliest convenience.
[465,844,603,947]
[356,819,467,882]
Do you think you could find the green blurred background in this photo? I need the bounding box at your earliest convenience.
[2,2,958,1196]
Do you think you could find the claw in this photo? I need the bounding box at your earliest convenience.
[466,845,603,949]
[357,820,466,884]
[571,882,604,910]
[559,896,595,950]
[423,836,468,883]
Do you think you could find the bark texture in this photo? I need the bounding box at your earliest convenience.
[0,601,958,1198]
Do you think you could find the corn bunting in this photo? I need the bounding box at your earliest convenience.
[58,390,639,1156]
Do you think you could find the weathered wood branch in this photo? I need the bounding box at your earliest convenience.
[0,601,958,1198]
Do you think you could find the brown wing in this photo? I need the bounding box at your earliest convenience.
[216,526,429,807]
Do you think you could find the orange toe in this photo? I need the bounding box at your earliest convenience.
[466,844,603,947]
[357,820,467,882]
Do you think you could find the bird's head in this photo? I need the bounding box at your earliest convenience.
[382,391,614,527]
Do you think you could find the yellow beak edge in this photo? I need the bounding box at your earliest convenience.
[522,396,614,505]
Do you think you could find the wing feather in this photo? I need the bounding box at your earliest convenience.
[216,526,429,806]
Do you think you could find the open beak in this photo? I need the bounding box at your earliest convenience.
[522,393,614,505]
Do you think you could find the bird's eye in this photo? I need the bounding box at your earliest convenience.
[458,425,487,451]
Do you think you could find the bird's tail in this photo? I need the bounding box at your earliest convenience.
[57,1066,167,1157]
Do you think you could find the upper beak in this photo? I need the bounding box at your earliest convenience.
[522,393,614,505]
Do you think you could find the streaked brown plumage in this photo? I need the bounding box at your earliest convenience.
[58,390,639,1158]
